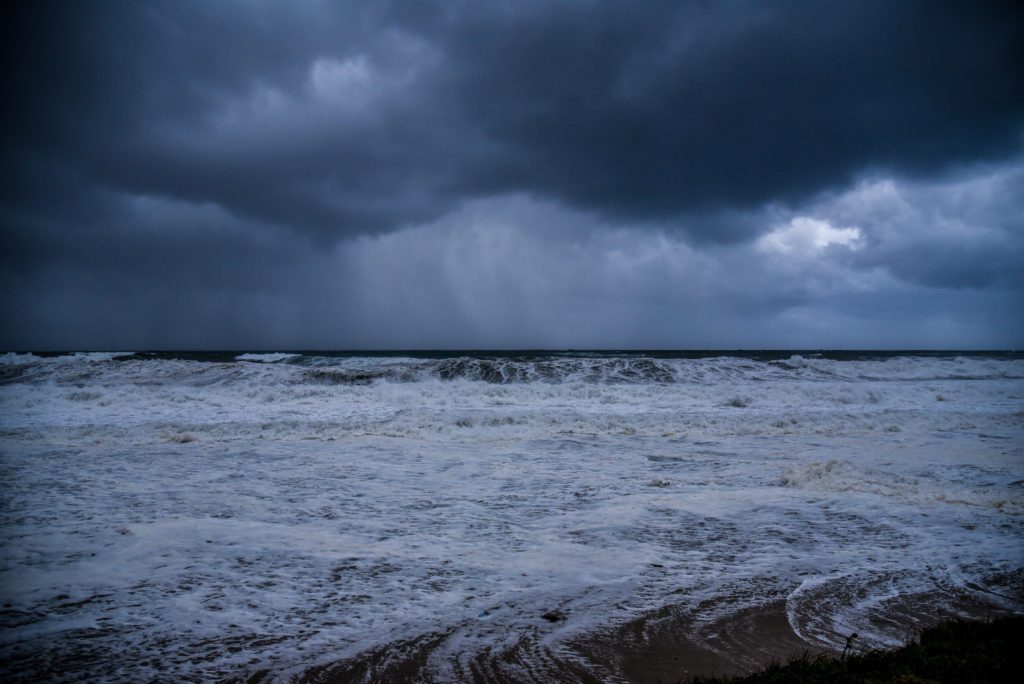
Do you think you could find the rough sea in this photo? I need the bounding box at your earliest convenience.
[1,351,1022,681]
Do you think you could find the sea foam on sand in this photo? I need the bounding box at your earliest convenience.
[0,352,1021,681]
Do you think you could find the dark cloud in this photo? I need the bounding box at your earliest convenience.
[814,166,1024,289]
[438,0,1024,223]
[4,0,1022,240]
[2,1,1023,349]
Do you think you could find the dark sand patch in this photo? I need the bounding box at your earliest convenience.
[286,598,819,683]
[574,599,820,682]
[287,631,453,684]
[287,576,1021,684]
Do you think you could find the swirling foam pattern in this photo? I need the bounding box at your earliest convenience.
[1,351,1021,680]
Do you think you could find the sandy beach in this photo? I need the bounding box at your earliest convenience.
[291,577,1021,683]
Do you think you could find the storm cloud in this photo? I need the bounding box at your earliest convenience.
[2,0,1022,349]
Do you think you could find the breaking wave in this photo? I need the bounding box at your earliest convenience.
[2,351,1021,387]
[782,459,1024,515]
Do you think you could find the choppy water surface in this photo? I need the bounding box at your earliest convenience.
[1,351,1022,681]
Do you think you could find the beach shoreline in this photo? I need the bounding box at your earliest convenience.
[289,578,1021,683]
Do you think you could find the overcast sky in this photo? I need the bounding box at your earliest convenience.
[2,0,1022,350]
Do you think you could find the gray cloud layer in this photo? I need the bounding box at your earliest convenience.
[2,1,1023,349]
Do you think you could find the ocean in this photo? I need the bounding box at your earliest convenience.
[1,351,1022,681]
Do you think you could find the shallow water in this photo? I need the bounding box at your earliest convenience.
[1,352,1022,680]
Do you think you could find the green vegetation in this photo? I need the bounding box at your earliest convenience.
[692,616,1023,683]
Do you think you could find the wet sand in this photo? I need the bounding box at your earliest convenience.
[287,598,819,683]
[285,579,1021,684]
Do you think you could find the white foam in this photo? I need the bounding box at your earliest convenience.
[0,352,42,365]
[0,354,1021,680]
[235,352,302,363]
[0,351,135,365]
[783,459,1024,514]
